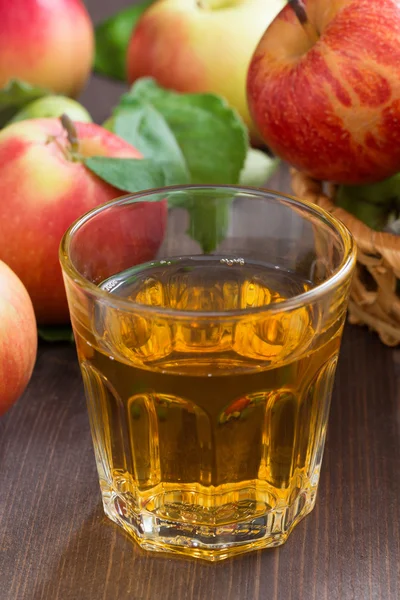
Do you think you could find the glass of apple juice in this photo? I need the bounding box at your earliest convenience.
[59,185,355,561]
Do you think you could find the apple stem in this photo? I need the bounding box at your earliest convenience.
[60,114,80,154]
[288,0,319,44]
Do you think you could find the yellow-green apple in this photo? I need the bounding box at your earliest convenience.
[0,119,167,325]
[0,0,94,97]
[247,0,400,184]
[126,0,285,138]
[9,96,92,124]
[0,260,37,416]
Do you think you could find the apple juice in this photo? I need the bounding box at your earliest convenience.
[74,256,343,559]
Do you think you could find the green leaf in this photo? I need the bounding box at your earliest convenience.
[94,1,154,81]
[9,95,93,124]
[0,79,50,127]
[336,197,388,230]
[337,174,400,207]
[113,105,190,185]
[239,148,280,187]
[186,196,232,253]
[38,326,74,343]
[336,190,390,231]
[84,156,166,193]
[113,77,248,185]
[106,78,248,252]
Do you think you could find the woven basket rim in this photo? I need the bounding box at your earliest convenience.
[290,169,400,275]
[290,168,400,346]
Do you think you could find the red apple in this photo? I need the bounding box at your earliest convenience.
[0,260,37,416]
[0,118,167,324]
[0,0,94,97]
[247,0,400,184]
[127,0,285,138]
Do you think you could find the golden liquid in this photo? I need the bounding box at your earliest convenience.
[74,256,344,559]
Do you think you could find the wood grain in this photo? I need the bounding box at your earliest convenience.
[1,1,400,598]
[1,328,399,600]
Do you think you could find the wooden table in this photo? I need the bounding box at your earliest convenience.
[2,2,400,598]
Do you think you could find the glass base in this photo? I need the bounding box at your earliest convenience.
[101,484,317,562]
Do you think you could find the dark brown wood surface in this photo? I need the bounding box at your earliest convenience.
[1,1,400,598]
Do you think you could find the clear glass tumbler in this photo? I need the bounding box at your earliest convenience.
[60,185,355,561]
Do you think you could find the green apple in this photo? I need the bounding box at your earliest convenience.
[336,174,400,231]
[102,116,114,131]
[126,0,286,140]
[239,148,279,187]
[9,95,92,124]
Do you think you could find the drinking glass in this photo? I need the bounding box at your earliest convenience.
[60,185,355,561]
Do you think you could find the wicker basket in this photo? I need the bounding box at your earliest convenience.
[291,169,400,347]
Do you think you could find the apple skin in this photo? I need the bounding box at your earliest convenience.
[0,119,167,325]
[127,0,285,138]
[0,0,94,97]
[9,96,93,124]
[0,260,37,417]
[247,0,400,184]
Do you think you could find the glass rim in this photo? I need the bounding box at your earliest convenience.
[59,184,356,320]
